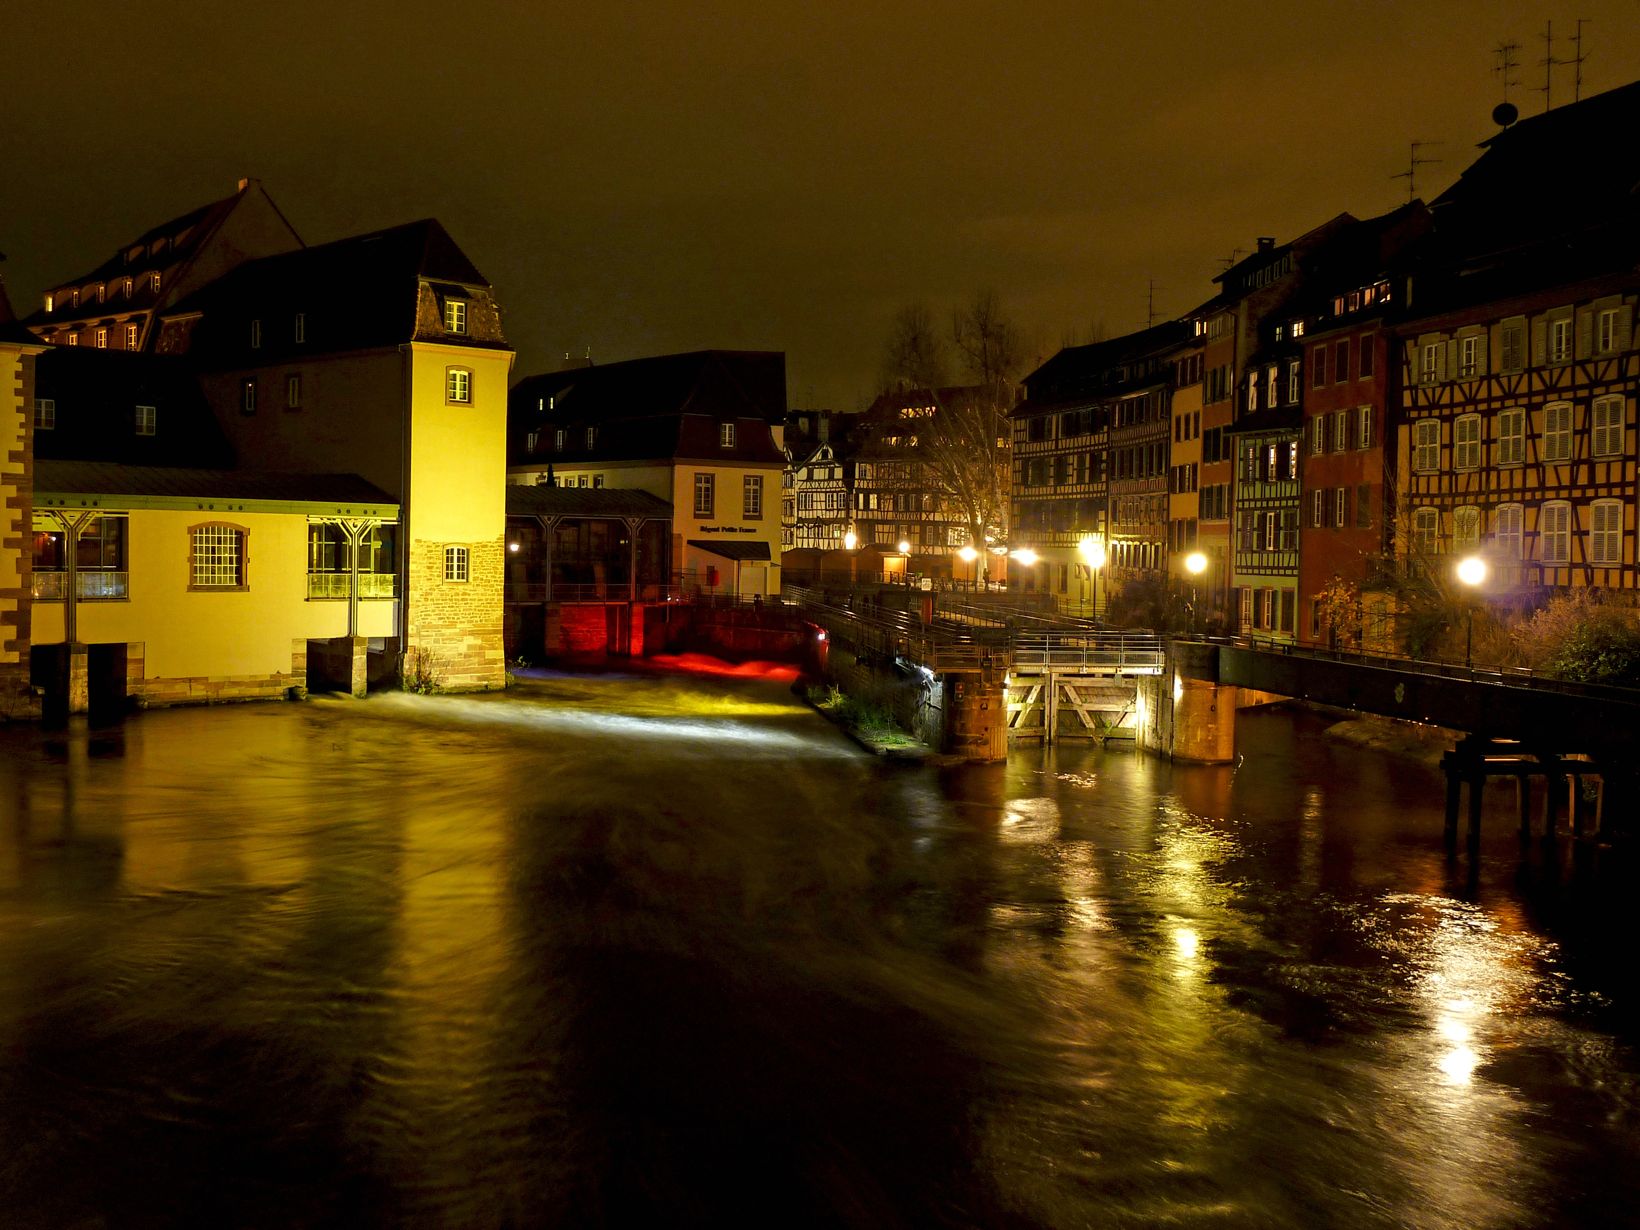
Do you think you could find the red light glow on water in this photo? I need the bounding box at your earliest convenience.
[646,653,801,682]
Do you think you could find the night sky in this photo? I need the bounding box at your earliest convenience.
[6,3,1639,409]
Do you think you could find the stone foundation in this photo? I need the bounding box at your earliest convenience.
[406,536,506,690]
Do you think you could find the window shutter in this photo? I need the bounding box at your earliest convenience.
[1618,305,1635,355]
[1472,333,1488,375]
[1531,317,1547,366]
[1442,339,1456,382]
[1575,308,1594,360]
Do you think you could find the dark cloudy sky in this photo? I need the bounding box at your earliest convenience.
[6,2,1638,408]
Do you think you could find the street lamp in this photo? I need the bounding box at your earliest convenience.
[1456,555,1487,668]
[1184,550,1208,635]
[1078,535,1106,618]
[958,544,978,589]
[896,539,911,587]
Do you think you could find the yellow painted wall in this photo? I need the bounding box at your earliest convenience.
[672,463,784,595]
[31,508,397,682]
[407,344,511,543]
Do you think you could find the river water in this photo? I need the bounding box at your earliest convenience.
[1,662,1636,1228]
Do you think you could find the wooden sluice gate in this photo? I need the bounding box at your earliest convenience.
[1441,735,1619,858]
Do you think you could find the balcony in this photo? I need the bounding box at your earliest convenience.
[306,572,398,600]
[32,571,128,601]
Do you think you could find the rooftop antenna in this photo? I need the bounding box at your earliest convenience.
[1220,247,1244,272]
[1391,141,1442,204]
[1492,40,1522,103]
[1145,279,1160,329]
[1568,18,1590,101]
[1535,20,1564,113]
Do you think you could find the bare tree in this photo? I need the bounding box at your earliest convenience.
[882,302,950,391]
[952,288,1022,387]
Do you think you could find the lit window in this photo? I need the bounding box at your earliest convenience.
[151,272,161,293]
[1453,505,1480,549]
[96,284,105,304]
[443,298,467,335]
[94,328,107,349]
[720,421,737,448]
[1592,395,1624,457]
[286,374,302,409]
[1590,499,1623,567]
[33,398,55,430]
[694,473,715,517]
[743,474,762,518]
[250,319,261,348]
[134,404,156,436]
[123,277,132,297]
[1548,317,1571,363]
[1497,407,1525,465]
[294,312,306,343]
[1454,414,1481,470]
[66,334,78,346]
[1413,419,1439,472]
[1542,401,1573,462]
[125,323,139,349]
[71,290,79,308]
[1495,503,1523,558]
[1287,360,1301,404]
[444,545,469,582]
[241,379,257,415]
[43,294,54,313]
[1540,501,1571,564]
[446,368,471,403]
[191,524,246,588]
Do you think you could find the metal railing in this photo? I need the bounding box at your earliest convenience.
[32,571,128,601]
[306,572,398,600]
[1010,630,1166,675]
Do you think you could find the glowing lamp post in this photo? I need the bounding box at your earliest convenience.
[1009,547,1039,595]
[1456,555,1487,669]
[897,539,911,586]
[1078,535,1106,618]
[1183,550,1208,635]
[843,527,859,590]
[958,544,979,589]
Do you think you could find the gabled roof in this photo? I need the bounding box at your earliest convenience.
[32,348,236,468]
[160,219,504,363]
[1021,321,1189,404]
[505,485,671,519]
[0,276,41,345]
[34,460,395,511]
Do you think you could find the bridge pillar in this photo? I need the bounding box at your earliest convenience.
[1136,643,1236,765]
[944,667,1008,763]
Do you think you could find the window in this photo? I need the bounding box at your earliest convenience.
[1359,335,1375,379]
[250,319,261,348]
[33,398,55,430]
[694,473,715,517]
[190,524,247,589]
[1540,501,1571,564]
[1592,395,1624,457]
[294,312,306,343]
[1266,365,1278,408]
[286,374,302,409]
[1542,401,1572,463]
[66,334,78,346]
[33,515,129,601]
[1247,379,1259,413]
[1413,507,1438,555]
[446,367,472,404]
[1312,346,1328,387]
[1590,500,1623,567]
[43,294,53,313]
[1286,441,1298,480]
[94,328,107,349]
[135,404,156,436]
[1334,340,1349,383]
[1495,504,1523,559]
[241,379,257,415]
[1287,360,1301,404]
[1310,414,1326,455]
[1266,443,1279,482]
[1419,341,1440,383]
[443,298,467,334]
[1263,512,1278,551]
[443,545,469,582]
[1413,419,1439,472]
[1358,405,1373,449]
[1549,317,1572,363]
[1333,409,1349,453]
[1458,335,1479,377]
[96,284,105,304]
[1497,407,1525,465]
[720,422,736,448]
[1334,487,1348,528]
[151,272,161,293]
[1453,505,1480,550]
[125,323,138,349]
[1310,488,1325,528]
[1596,309,1618,355]
[1454,414,1481,470]
[1500,320,1524,372]
[743,475,762,519]
[1355,484,1371,528]
[585,426,596,449]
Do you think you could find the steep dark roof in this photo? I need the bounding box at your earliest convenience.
[35,460,395,508]
[32,348,236,468]
[508,351,788,468]
[1021,321,1189,406]
[46,190,240,292]
[0,276,40,344]
[505,485,671,518]
[162,219,500,364]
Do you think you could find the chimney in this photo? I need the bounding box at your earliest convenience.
[238,177,251,192]
[1256,236,1275,253]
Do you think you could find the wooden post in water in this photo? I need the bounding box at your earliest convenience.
[1542,772,1563,839]
[1443,759,1462,852]
[1517,776,1533,842]
[1466,770,1485,860]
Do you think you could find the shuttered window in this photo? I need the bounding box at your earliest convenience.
[1590,500,1623,567]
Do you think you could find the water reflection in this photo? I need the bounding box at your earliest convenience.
[0,684,1636,1226]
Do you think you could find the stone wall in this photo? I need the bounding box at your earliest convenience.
[0,348,37,721]
[126,639,306,708]
[405,536,505,690]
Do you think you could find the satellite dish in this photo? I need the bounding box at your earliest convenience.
[1492,101,1519,128]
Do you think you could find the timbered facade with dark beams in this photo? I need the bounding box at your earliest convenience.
[1395,276,1638,599]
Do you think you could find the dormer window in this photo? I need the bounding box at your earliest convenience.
[1291,320,1305,338]
[96,284,105,304]
[585,426,597,449]
[123,277,133,297]
[719,422,736,448]
[294,312,306,343]
[443,298,468,335]
[125,324,139,349]
[151,272,161,293]
[71,290,80,308]
[95,328,108,349]
[250,319,261,348]
[43,294,53,313]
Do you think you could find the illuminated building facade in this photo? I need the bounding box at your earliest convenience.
[1166,339,1204,582]
[0,281,45,718]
